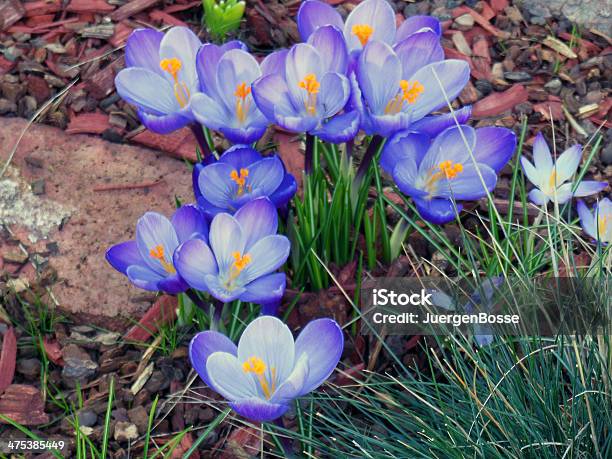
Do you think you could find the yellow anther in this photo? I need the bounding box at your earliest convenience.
[384,80,424,114]
[149,244,176,274]
[230,168,249,195]
[299,74,320,115]
[352,23,374,46]
[160,57,190,108]
[439,160,463,179]
[242,356,276,399]
[231,251,252,272]
[234,82,252,123]
[548,170,557,189]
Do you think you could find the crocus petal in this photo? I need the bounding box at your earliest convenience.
[237,316,295,384]
[532,132,553,173]
[520,157,541,186]
[230,398,289,422]
[159,26,201,91]
[344,0,396,51]
[392,159,428,199]
[157,274,188,294]
[196,196,229,220]
[570,181,608,198]
[395,15,442,42]
[247,157,285,198]
[173,239,218,292]
[252,74,296,122]
[473,127,516,173]
[271,354,309,404]
[205,274,247,302]
[125,29,163,74]
[198,162,237,209]
[394,30,444,80]
[106,240,143,275]
[435,163,497,200]
[190,331,238,388]
[553,145,582,184]
[577,200,596,240]
[429,290,456,310]
[261,49,288,78]
[268,172,297,207]
[216,49,262,112]
[136,212,180,275]
[275,111,319,133]
[380,130,430,174]
[242,235,291,284]
[419,124,476,174]
[235,197,278,250]
[209,213,245,273]
[222,40,248,52]
[307,25,348,74]
[190,93,231,131]
[206,352,258,401]
[126,265,165,291]
[413,197,463,224]
[240,273,286,304]
[137,109,192,134]
[285,44,324,112]
[357,40,401,114]
[409,106,472,137]
[219,145,262,169]
[297,0,343,41]
[366,111,412,137]
[172,204,208,244]
[196,44,225,98]
[220,126,268,147]
[528,188,549,205]
[318,72,350,119]
[311,110,360,143]
[294,318,343,395]
[407,60,470,122]
[115,68,179,115]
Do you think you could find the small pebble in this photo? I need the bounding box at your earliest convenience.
[544,78,562,95]
[504,71,532,82]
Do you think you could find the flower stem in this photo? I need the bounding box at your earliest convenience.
[190,124,211,158]
[355,135,384,182]
[304,133,315,175]
[211,300,224,331]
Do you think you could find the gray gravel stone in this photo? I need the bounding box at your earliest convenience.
[516,0,611,35]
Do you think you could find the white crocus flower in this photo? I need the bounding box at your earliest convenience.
[520,133,607,205]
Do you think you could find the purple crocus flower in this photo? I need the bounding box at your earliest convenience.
[380,125,516,224]
[106,205,208,294]
[520,133,608,205]
[577,198,611,245]
[252,26,359,143]
[351,38,470,137]
[174,198,290,304]
[297,0,441,54]
[115,27,202,134]
[191,43,271,144]
[192,145,297,219]
[189,315,343,422]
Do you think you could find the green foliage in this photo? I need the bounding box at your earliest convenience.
[202,0,245,41]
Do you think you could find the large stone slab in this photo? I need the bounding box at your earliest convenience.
[516,0,611,35]
[0,118,195,329]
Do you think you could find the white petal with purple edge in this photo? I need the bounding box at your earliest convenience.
[136,212,179,275]
[106,240,144,275]
[115,69,179,115]
[241,273,286,304]
[125,29,163,74]
[553,145,582,184]
[230,398,289,422]
[532,133,553,173]
[520,157,541,186]
[173,239,217,292]
[571,181,608,197]
[271,354,309,404]
[191,93,231,130]
[577,200,596,239]
[198,162,237,209]
[159,26,201,91]
[528,188,550,205]
[126,265,165,291]
[297,0,343,41]
[396,15,441,42]
[394,31,444,80]
[294,318,343,395]
[357,41,401,114]
[171,205,208,244]
[237,316,295,385]
[419,125,475,174]
[209,213,245,274]
[235,198,278,250]
[380,131,430,174]
[206,352,258,401]
[473,127,516,173]
[216,49,262,113]
[190,331,238,388]
[344,0,395,51]
[307,25,348,74]
[261,49,288,77]
[318,72,349,119]
[241,235,290,284]
[251,74,295,121]
[436,163,497,200]
[246,157,285,198]
[285,44,323,112]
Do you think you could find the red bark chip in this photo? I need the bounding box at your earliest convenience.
[0,0,25,32]
[0,385,49,425]
[472,84,529,118]
[23,0,62,16]
[66,0,115,14]
[131,128,198,162]
[149,10,188,27]
[67,113,112,135]
[110,21,134,48]
[453,6,510,39]
[489,0,509,13]
[43,337,65,366]
[110,0,159,21]
[124,295,177,342]
[0,328,17,394]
